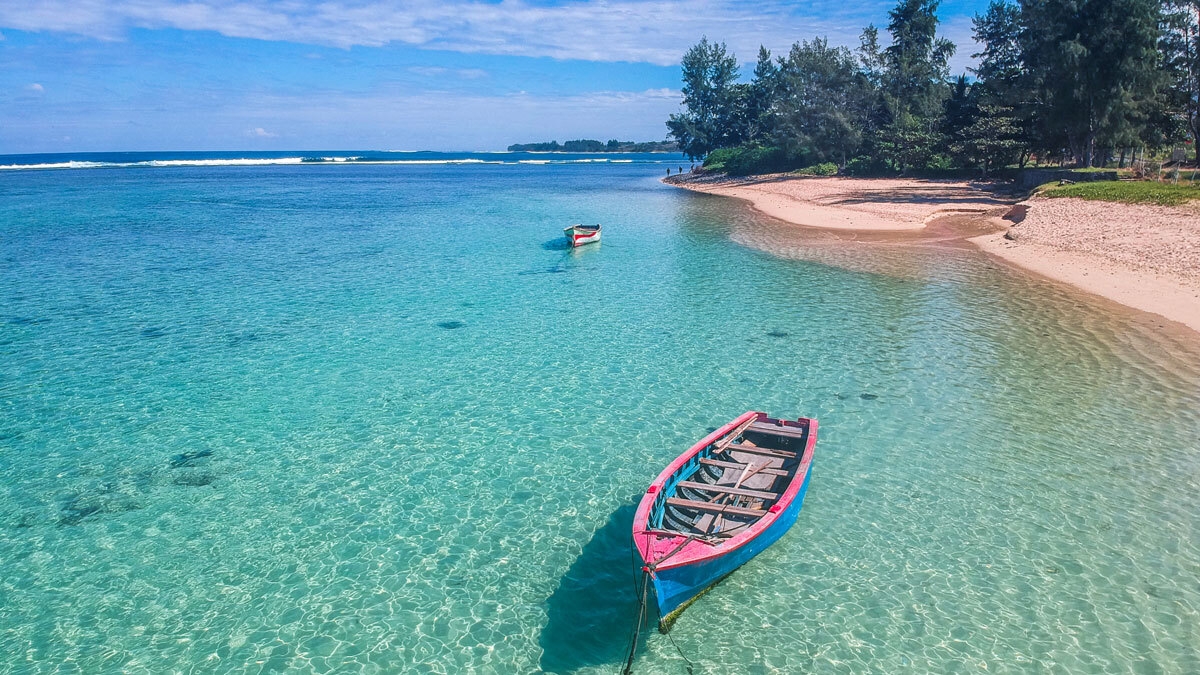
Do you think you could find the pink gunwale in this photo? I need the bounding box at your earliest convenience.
[633,411,818,573]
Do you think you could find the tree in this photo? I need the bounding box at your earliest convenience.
[1019,0,1165,166]
[876,0,957,171]
[746,46,780,141]
[972,0,1023,104]
[1162,0,1200,161]
[942,75,978,161]
[772,38,869,166]
[972,1,1044,165]
[954,105,1023,176]
[858,25,888,89]
[883,0,956,115]
[667,38,744,159]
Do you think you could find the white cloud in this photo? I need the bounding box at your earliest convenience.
[27,83,44,93]
[408,66,488,79]
[246,126,277,137]
[0,1,977,68]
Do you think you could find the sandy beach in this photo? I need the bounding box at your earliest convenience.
[667,173,1200,334]
[667,173,1012,230]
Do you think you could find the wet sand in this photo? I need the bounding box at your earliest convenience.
[667,173,1200,335]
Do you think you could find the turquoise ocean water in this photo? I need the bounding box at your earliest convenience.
[2,156,1199,674]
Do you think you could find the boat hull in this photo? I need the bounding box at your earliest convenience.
[632,411,818,630]
[650,463,813,628]
[563,225,601,247]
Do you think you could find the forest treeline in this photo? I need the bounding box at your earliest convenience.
[507,140,679,152]
[666,0,1200,176]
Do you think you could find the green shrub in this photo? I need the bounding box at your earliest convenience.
[701,147,737,173]
[843,155,887,176]
[924,154,954,171]
[702,145,790,175]
[794,162,838,176]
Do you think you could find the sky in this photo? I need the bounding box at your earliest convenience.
[0,0,992,153]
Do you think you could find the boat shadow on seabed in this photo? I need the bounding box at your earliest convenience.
[538,501,647,674]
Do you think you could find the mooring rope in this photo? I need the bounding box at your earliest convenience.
[622,535,701,674]
[665,628,696,675]
[621,569,650,675]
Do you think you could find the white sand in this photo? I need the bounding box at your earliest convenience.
[667,173,1200,334]
[972,197,1200,333]
[666,174,1010,230]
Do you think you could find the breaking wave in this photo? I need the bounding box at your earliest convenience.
[0,153,683,171]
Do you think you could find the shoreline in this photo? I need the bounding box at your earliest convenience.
[666,172,1012,231]
[972,231,1200,334]
[666,173,1200,335]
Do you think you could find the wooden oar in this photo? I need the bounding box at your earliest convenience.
[734,461,770,490]
[702,460,777,535]
[706,461,769,504]
[710,415,759,455]
[694,415,762,535]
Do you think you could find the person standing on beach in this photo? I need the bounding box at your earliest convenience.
[666,168,670,176]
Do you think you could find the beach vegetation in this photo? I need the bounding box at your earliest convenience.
[667,38,747,159]
[950,105,1023,177]
[771,38,870,168]
[842,154,890,176]
[702,145,791,175]
[1038,179,1200,205]
[667,0,1200,176]
[507,140,678,153]
[793,162,840,176]
[1162,0,1200,163]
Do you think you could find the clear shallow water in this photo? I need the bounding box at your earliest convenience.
[1,163,1199,674]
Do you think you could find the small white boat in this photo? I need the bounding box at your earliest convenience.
[563,224,601,247]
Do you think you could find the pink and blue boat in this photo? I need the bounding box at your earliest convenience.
[632,411,818,630]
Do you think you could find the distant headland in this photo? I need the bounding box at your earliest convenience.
[506,139,678,153]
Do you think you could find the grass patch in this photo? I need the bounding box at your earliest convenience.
[1038,180,1200,206]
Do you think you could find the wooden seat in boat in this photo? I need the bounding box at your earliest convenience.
[666,498,765,518]
[699,457,789,476]
[748,421,807,438]
[723,443,796,459]
[676,480,779,501]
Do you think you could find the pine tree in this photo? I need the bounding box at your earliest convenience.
[746,46,779,141]
[772,38,869,167]
[954,105,1023,176]
[942,75,978,162]
[666,38,743,159]
[972,1,1040,165]
[1162,0,1200,161]
[1019,0,1165,166]
[972,1,1023,104]
[877,0,957,171]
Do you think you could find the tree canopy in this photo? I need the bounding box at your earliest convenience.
[665,0,1198,173]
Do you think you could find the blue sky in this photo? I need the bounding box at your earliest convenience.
[0,0,991,153]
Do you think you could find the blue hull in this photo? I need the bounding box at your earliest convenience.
[650,464,813,627]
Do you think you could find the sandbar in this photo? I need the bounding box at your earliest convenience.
[667,173,1200,335]
[666,173,1011,230]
